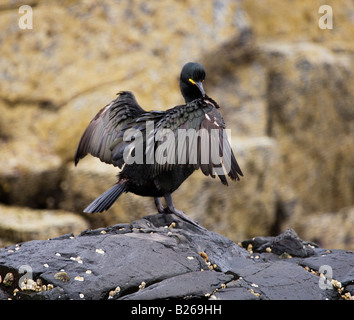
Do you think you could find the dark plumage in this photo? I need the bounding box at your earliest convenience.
[74,62,243,225]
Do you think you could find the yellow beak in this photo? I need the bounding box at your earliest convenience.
[189,78,205,97]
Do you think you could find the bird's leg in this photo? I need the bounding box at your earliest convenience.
[154,197,165,213]
[163,193,202,227]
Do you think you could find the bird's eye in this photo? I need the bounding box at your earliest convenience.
[189,78,196,85]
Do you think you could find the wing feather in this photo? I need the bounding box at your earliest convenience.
[81,93,244,185]
[74,91,145,167]
[152,97,243,184]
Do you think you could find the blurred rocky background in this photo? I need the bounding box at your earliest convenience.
[0,0,353,249]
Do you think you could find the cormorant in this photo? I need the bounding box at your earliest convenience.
[74,62,243,225]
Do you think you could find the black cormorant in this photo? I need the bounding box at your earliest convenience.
[74,62,243,225]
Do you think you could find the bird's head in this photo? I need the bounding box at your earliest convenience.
[180,62,206,103]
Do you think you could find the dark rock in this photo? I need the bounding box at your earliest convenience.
[298,249,354,286]
[242,228,317,257]
[0,287,9,300]
[346,284,354,296]
[0,214,250,300]
[120,271,234,300]
[0,215,352,300]
[213,278,261,300]
[17,286,68,300]
[236,261,339,300]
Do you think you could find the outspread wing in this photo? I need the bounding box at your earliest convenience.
[102,95,243,185]
[153,97,243,184]
[109,110,166,169]
[74,91,145,167]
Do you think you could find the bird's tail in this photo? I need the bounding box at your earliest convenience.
[83,181,127,213]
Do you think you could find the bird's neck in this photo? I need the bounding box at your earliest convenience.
[180,81,204,103]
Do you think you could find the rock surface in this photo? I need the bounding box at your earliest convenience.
[1,0,354,249]
[0,215,352,300]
